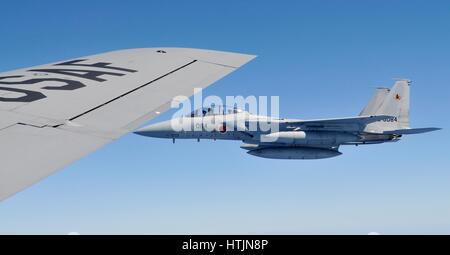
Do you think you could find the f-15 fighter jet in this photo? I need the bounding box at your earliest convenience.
[135,80,440,160]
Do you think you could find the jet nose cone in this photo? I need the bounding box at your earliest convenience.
[134,121,173,138]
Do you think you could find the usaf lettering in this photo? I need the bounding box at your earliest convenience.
[0,59,137,103]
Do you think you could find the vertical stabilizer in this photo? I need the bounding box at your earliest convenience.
[364,80,410,132]
[360,87,390,116]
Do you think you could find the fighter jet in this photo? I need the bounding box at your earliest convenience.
[135,80,440,159]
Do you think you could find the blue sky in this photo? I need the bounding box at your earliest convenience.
[0,0,449,234]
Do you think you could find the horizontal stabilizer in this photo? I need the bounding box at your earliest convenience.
[383,127,441,135]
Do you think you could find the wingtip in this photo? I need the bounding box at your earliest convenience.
[147,47,257,68]
[422,127,442,132]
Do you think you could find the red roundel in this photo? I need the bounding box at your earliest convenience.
[219,124,227,133]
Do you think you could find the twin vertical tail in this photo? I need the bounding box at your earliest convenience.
[360,80,440,135]
[361,80,411,133]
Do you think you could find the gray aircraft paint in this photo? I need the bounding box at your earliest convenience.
[0,48,256,201]
[136,80,440,160]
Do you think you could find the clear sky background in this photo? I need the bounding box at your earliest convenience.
[0,0,449,234]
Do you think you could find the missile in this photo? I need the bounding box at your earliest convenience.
[261,131,359,146]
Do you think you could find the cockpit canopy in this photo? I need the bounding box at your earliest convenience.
[186,105,246,117]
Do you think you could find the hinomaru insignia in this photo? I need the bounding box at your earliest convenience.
[395,94,401,100]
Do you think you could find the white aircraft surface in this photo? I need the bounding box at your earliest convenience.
[0,48,256,201]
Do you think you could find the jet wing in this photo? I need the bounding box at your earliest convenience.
[280,115,394,132]
[0,48,256,201]
[381,127,442,135]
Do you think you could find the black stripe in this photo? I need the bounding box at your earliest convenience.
[69,60,198,121]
